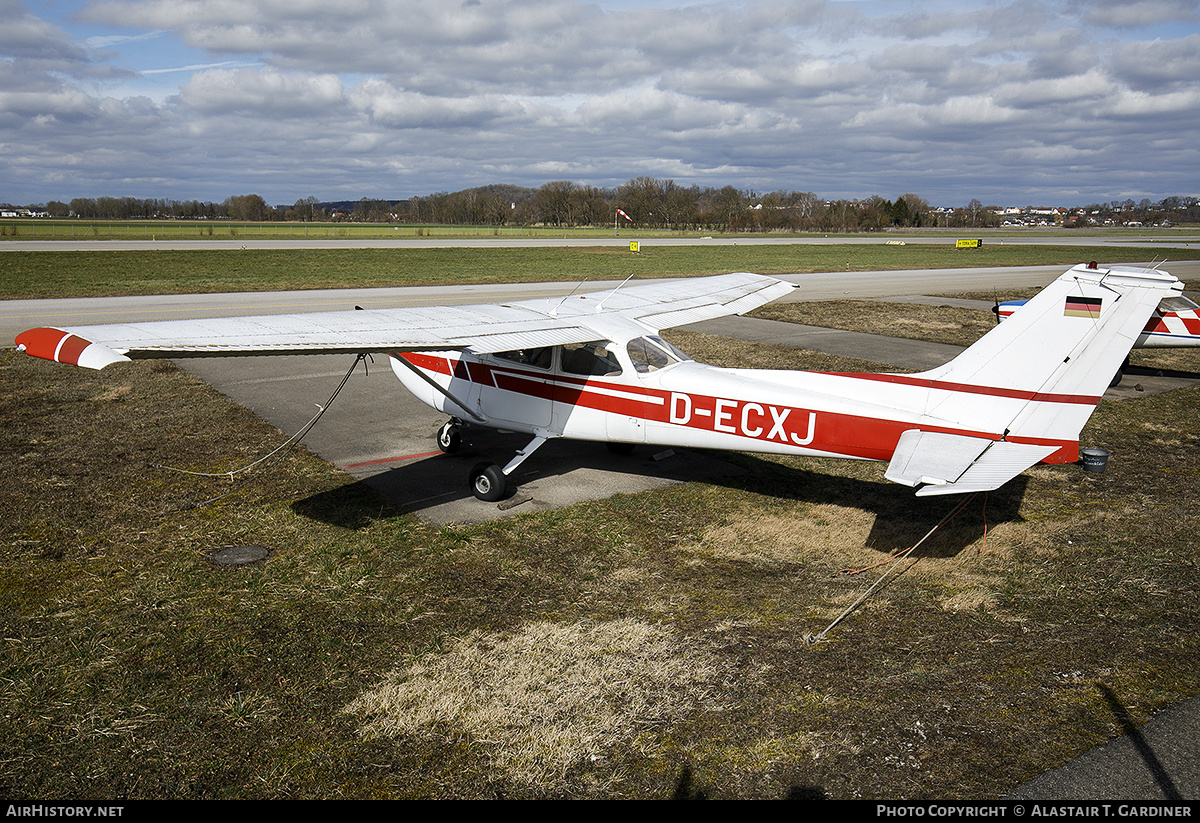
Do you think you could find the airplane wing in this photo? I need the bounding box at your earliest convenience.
[540,272,796,330]
[16,272,795,370]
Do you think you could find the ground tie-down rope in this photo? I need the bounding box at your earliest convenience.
[804,492,983,646]
[156,353,372,508]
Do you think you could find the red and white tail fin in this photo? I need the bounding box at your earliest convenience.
[886,264,1181,496]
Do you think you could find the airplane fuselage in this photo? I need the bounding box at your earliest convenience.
[393,345,1088,470]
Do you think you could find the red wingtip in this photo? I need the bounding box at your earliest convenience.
[15,328,74,362]
[15,328,129,369]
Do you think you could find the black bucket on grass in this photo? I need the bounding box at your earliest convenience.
[1081,448,1110,474]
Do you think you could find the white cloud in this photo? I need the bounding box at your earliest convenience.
[0,0,90,63]
[1074,0,1200,28]
[349,78,525,129]
[992,70,1117,109]
[1112,32,1200,88]
[0,0,1195,205]
[176,67,346,114]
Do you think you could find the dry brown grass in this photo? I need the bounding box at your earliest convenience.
[344,618,737,795]
[750,300,998,347]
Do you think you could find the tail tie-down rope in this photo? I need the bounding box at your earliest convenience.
[804,493,986,646]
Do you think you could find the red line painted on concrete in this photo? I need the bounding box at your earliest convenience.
[345,450,443,469]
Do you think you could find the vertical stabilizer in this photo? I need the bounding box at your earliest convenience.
[885,264,1182,493]
[921,264,1180,402]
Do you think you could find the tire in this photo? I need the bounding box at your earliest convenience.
[469,462,507,502]
[437,422,461,453]
[1110,356,1129,388]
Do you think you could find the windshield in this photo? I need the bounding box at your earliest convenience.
[626,335,692,374]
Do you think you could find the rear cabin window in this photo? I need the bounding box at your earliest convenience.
[494,347,553,369]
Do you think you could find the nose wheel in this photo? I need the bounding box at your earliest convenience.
[436,420,462,453]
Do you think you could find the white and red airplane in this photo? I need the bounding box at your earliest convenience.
[15,263,1182,501]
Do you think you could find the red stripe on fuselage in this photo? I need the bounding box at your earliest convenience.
[396,353,1080,463]
[819,371,1101,406]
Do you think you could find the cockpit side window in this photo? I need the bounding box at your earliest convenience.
[626,335,692,373]
[494,347,554,370]
[560,342,622,376]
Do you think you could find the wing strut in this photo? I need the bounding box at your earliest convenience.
[390,355,487,423]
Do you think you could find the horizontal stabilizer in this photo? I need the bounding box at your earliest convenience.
[885,429,1058,496]
[885,430,992,487]
[914,441,1058,496]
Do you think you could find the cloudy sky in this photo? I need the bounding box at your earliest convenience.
[2,0,1198,207]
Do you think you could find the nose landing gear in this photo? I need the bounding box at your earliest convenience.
[437,420,548,502]
[436,420,462,453]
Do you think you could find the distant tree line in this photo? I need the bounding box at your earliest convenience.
[348,182,945,232]
[10,182,1199,231]
[31,194,274,222]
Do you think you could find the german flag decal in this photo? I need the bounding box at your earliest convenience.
[1064,295,1102,318]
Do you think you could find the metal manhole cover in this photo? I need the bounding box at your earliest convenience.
[207,544,271,567]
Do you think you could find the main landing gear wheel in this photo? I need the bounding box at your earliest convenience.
[469,461,507,502]
[1110,356,1130,388]
[437,421,461,453]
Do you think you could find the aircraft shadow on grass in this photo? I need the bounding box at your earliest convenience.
[292,435,1032,561]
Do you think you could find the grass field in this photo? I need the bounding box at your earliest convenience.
[2,242,1198,300]
[2,247,1199,798]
